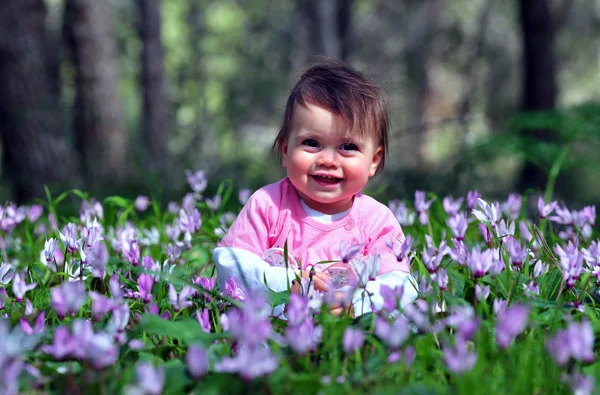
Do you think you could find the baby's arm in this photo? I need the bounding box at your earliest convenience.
[213,246,299,294]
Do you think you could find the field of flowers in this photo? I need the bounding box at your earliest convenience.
[0,169,598,394]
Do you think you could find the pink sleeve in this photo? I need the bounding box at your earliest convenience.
[218,188,276,256]
[362,204,410,274]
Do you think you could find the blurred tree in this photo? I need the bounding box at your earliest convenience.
[138,0,171,175]
[63,0,128,188]
[296,0,352,60]
[0,0,81,202]
[517,0,558,191]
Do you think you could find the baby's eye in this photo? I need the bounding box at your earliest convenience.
[340,143,358,151]
[302,139,319,147]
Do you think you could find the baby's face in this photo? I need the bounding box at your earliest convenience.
[280,103,382,214]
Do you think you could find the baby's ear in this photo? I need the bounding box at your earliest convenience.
[280,138,288,166]
[369,146,383,176]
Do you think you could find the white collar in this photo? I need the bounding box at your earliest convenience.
[299,199,350,224]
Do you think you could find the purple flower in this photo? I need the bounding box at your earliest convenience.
[284,293,309,326]
[446,212,468,240]
[51,282,86,319]
[186,345,209,379]
[479,223,493,247]
[443,196,463,217]
[472,198,499,228]
[496,304,530,349]
[414,191,434,225]
[168,284,194,311]
[85,331,119,370]
[27,204,43,222]
[0,261,15,285]
[286,320,323,355]
[19,312,45,335]
[502,193,522,220]
[554,241,584,289]
[90,292,114,321]
[389,346,416,367]
[196,309,211,333]
[375,316,410,349]
[466,190,481,211]
[134,195,150,212]
[532,259,548,278]
[380,284,405,313]
[562,370,595,395]
[475,284,490,302]
[106,303,130,334]
[386,235,413,262]
[388,200,416,226]
[88,242,109,279]
[121,239,140,267]
[0,357,24,395]
[131,362,165,395]
[179,208,202,234]
[43,238,59,263]
[224,296,273,347]
[81,225,104,249]
[522,281,539,296]
[466,248,495,278]
[495,219,515,239]
[206,194,222,211]
[537,197,558,219]
[12,273,37,302]
[215,344,279,379]
[26,298,34,315]
[80,199,104,222]
[137,274,153,303]
[109,273,123,300]
[146,303,171,320]
[431,268,448,291]
[185,169,207,194]
[443,338,477,374]
[191,276,215,300]
[238,189,252,205]
[549,204,573,225]
[351,255,381,286]
[545,319,595,366]
[339,241,363,263]
[343,327,365,354]
[493,299,508,315]
[42,326,78,359]
[507,238,528,267]
[0,288,7,310]
[223,276,246,301]
[58,223,80,253]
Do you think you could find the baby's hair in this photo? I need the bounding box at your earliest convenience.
[272,58,390,176]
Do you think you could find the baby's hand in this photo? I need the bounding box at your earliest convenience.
[329,291,354,317]
[290,270,329,294]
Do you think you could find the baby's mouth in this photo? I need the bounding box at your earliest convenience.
[311,175,343,184]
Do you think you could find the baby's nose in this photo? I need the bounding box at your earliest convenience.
[316,150,338,167]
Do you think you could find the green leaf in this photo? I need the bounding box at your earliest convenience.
[163,359,193,393]
[104,196,132,208]
[268,289,290,306]
[136,314,225,345]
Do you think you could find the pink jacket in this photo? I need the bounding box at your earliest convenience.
[219,178,410,274]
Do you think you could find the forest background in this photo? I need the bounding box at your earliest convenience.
[1,0,599,211]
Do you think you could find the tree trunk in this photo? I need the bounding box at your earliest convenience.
[518,0,558,191]
[138,0,170,175]
[298,0,352,61]
[0,0,81,202]
[63,0,128,187]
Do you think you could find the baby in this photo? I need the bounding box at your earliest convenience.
[213,59,417,317]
